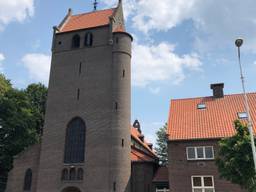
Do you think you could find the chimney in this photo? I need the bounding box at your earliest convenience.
[210,83,224,98]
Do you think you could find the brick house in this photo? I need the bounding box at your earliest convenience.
[131,121,169,192]
[167,83,256,192]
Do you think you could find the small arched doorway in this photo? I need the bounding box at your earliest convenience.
[62,186,81,192]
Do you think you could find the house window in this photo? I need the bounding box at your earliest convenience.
[187,146,214,160]
[156,188,169,192]
[85,32,93,47]
[23,168,32,191]
[197,103,206,109]
[191,176,215,192]
[64,117,86,163]
[72,34,80,48]
[237,112,248,119]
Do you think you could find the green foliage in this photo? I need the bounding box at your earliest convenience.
[0,74,47,191]
[25,83,47,135]
[0,89,40,170]
[0,74,11,96]
[155,123,168,165]
[216,120,256,191]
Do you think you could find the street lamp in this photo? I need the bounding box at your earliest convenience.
[235,38,256,172]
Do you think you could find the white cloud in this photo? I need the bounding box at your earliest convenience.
[21,53,51,84]
[131,0,197,33]
[103,0,256,51]
[0,0,34,30]
[0,53,5,72]
[132,42,202,87]
[102,0,136,20]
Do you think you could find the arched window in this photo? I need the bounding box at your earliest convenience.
[72,34,80,48]
[64,117,86,163]
[70,168,76,180]
[84,33,93,47]
[77,168,84,180]
[23,169,32,191]
[61,169,69,181]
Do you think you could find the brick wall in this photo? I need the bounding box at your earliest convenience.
[168,139,245,192]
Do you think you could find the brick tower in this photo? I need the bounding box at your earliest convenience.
[35,1,132,191]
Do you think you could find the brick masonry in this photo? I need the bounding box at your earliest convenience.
[6,5,133,191]
[168,139,246,192]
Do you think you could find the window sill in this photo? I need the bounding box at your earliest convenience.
[187,159,215,161]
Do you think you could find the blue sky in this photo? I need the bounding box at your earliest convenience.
[1,0,256,145]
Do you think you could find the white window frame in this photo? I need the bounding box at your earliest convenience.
[191,176,215,192]
[237,112,248,119]
[156,188,169,192]
[186,146,214,160]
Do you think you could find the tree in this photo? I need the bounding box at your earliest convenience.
[0,74,11,96]
[216,120,256,191]
[0,74,47,192]
[155,123,168,165]
[25,83,47,135]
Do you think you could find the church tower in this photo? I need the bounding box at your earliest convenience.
[36,1,132,191]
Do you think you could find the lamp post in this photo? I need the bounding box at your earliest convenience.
[235,38,256,172]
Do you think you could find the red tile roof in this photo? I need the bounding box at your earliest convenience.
[59,9,115,33]
[153,166,169,182]
[168,93,256,141]
[131,147,156,162]
[131,127,156,157]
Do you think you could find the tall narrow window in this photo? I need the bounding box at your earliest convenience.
[77,89,80,100]
[122,139,124,147]
[77,168,84,180]
[113,182,116,191]
[122,70,125,78]
[64,117,86,163]
[84,32,93,47]
[115,102,118,111]
[72,34,80,48]
[61,169,69,181]
[69,168,76,180]
[79,62,82,75]
[23,169,32,191]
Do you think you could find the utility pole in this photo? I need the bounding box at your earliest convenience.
[235,38,256,172]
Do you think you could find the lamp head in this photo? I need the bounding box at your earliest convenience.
[235,38,243,48]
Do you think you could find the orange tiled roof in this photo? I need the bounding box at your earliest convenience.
[168,93,256,141]
[59,9,115,33]
[131,147,156,162]
[131,127,156,157]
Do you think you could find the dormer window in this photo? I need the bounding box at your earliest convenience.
[197,103,206,110]
[72,34,80,48]
[238,112,248,119]
[85,32,93,47]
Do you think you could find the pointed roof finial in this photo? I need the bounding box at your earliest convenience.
[93,0,98,11]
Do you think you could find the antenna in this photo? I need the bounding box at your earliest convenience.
[93,0,98,11]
